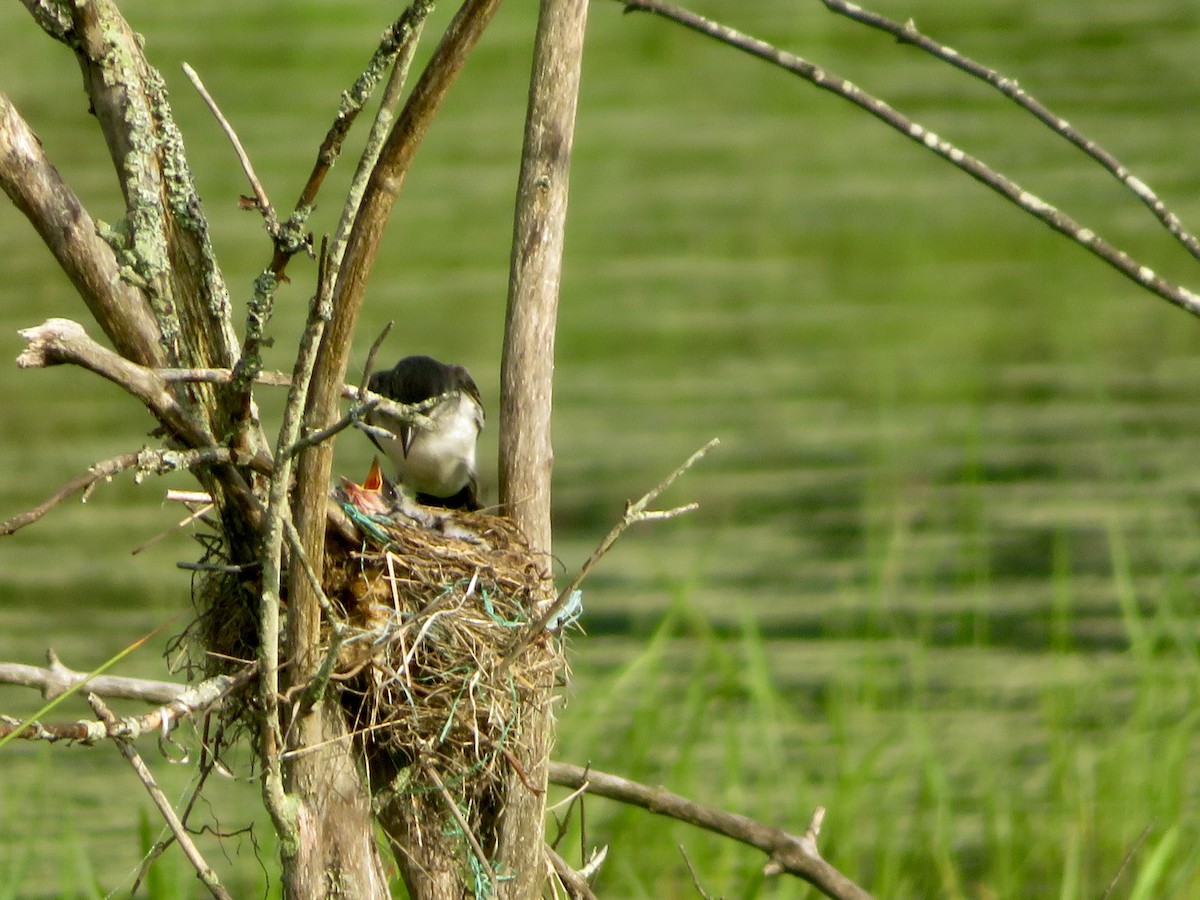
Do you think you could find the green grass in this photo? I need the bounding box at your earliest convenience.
[553,569,1200,899]
[3,0,1200,896]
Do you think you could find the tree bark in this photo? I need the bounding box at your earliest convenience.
[496,0,590,896]
[285,3,505,897]
[499,0,590,563]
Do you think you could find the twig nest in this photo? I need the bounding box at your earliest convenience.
[325,501,559,794]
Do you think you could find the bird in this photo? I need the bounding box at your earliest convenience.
[365,355,484,511]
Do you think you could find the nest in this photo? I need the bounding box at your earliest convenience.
[181,477,564,889]
[325,508,560,788]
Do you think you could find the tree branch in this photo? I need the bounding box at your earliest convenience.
[0,92,165,367]
[616,0,1200,318]
[547,761,873,900]
[0,649,190,705]
[15,319,266,529]
[180,62,276,231]
[821,0,1200,265]
[89,694,234,900]
[0,446,233,537]
[0,662,254,743]
[497,438,716,675]
[66,0,240,371]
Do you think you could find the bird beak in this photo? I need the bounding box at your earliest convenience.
[339,457,394,517]
[364,456,385,492]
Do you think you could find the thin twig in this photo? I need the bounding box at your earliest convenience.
[359,320,394,399]
[1099,820,1155,900]
[287,398,381,456]
[132,714,230,894]
[821,0,1200,265]
[89,694,233,900]
[180,62,276,231]
[0,446,231,537]
[421,757,500,893]
[547,761,872,900]
[131,498,215,556]
[679,844,715,900]
[287,386,451,457]
[495,438,718,676]
[156,365,436,428]
[616,0,1200,319]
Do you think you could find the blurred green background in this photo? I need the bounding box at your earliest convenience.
[2,1,1200,897]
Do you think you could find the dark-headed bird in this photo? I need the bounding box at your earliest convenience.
[365,355,484,510]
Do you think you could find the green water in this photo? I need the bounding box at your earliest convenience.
[2,0,1200,896]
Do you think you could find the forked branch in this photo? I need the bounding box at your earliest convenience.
[616,0,1200,318]
[497,438,718,675]
[821,0,1200,264]
[547,761,873,900]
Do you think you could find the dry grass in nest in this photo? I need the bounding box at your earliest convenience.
[326,509,562,803]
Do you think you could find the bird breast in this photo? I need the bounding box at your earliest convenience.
[380,393,481,497]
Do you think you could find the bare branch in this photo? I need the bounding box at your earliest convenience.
[0,650,187,704]
[67,0,241,373]
[616,0,1200,319]
[18,320,226,451]
[15,318,266,529]
[89,694,234,900]
[821,0,1200,264]
[180,62,276,231]
[156,365,437,431]
[0,446,232,537]
[547,761,873,900]
[497,438,718,675]
[0,92,164,367]
[0,663,251,743]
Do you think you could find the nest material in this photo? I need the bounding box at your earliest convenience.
[327,509,560,790]
[184,486,562,888]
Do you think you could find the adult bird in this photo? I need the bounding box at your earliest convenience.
[365,355,484,510]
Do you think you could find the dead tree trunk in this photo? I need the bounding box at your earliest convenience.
[494,0,591,896]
